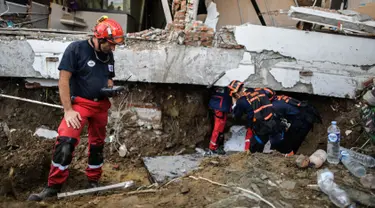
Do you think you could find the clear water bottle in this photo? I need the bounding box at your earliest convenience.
[317,168,335,195]
[327,121,341,164]
[340,147,375,168]
[317,169,355,208]
[340,151,367,178]
[329,187,356,208]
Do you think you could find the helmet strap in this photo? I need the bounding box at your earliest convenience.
[98,38,107,53]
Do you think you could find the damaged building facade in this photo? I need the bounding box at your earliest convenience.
[0,0,374,98]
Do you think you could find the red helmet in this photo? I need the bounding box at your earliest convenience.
[93,16,125,45]
[228,80,244,96]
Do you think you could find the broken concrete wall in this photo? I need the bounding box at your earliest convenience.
[233,24,375,98]
[0,24,374,99]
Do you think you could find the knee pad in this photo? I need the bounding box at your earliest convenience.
[52,137,78,166]
[88,144,104,166]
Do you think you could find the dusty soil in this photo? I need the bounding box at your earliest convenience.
[2,153,374,208]
[0,78,373,207]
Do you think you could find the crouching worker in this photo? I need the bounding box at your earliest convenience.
[271,95,322,154]
[28,16,125,201]
[228,80,284,153]
[207,87,232,155]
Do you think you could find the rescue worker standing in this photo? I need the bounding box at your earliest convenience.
[28,16,125,201]
[207,87,232,155]
[228,80,284,153]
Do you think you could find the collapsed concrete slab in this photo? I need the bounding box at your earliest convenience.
[288,6,375,34]
[142,154,203,183]
[0,23,374,99]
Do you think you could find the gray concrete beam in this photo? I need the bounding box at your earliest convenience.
[0,24,374,98]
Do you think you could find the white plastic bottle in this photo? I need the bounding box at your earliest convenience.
[327,121,341,164]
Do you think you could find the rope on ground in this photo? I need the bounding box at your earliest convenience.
[161,177,182,188]
[189,176,276,208]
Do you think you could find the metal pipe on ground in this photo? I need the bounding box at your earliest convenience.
[57,181,135,199]
[0,93,63,109]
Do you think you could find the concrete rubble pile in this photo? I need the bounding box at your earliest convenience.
[126,28,168,41]
[184,21,214,47]
[289,6,375,35]
[213,26,244,49]
[128,0,243,49]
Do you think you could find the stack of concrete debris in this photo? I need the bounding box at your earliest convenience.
[288,6,375,35]
[213,26,244,49]
[126,28,168,41]
[184,20,214,47]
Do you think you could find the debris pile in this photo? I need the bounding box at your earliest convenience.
[214,26,244,49]
[289,6,375,35]
[184,21,214,47]
[0,79,374,207]
[126,28,168,41]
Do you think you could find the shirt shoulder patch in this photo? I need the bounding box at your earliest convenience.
[87,60,96,67]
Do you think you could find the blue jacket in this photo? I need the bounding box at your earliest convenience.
[208,87,232,112]
[272,99,300,118]
[232,96,254,127]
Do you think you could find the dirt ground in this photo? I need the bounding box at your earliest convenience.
[0,78,373,208]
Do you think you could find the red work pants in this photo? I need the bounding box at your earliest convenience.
[209,110,227,150]
[245,128,253,151]
[48,96,111,188]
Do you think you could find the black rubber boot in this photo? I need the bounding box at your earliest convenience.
[205,147,226,156]
[27,187,59,201]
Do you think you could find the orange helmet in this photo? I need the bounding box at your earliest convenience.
[93,16,125,45]
[228,80,244,96]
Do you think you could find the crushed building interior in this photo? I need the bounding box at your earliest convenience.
[0,0,375,207]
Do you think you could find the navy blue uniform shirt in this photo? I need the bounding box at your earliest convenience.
[272,100,300,118]
[232,96,254,127]
[58,40,115,100]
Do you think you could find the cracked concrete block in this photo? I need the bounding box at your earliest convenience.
[142,154,204,183]
[270,68,300,88]
[234,24,375,66]
[33,127,58,140]
[132,105,162,130]
[240,52,252,65]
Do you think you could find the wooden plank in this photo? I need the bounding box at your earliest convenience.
[161,0,173,25]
